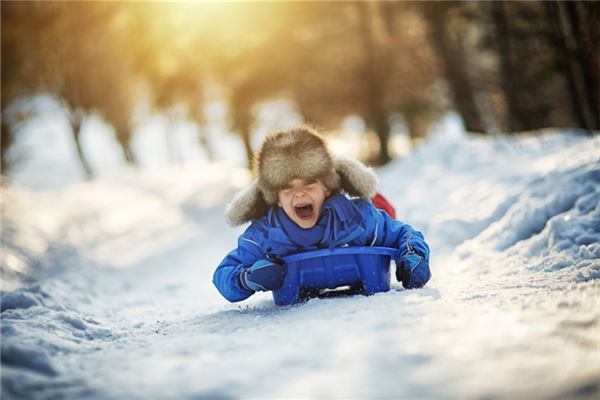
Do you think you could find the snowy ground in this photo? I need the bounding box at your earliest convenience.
[1,129,599,399]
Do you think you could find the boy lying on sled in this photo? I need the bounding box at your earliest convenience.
[213,126,430,303]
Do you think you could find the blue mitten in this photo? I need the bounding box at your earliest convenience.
[396,253,431,289]
[240,260,285,292]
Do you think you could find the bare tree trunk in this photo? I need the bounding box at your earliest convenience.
[547,2,593,132]
[404,109,428,144]
[358,2,391,165]
[231,94,255,170]
[1,120,12,175]
[189,107,214,163]
[421,3,485,133]
[165,112,179,164]
[115,132,137,165]
[566,2,599,129]
[240,124,253,170]
[491,1,530,132]
[69,112,93,179]
[123,143,136,165]
[198,128,214,163]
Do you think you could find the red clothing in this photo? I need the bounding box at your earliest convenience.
[372,193,396,219]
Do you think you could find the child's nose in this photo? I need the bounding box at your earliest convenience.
[294,189,308,197]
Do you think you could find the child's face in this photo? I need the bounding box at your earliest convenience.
[278,178,330,229]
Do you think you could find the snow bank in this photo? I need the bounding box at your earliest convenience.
[415,131,600,285]
[1,128,599,399]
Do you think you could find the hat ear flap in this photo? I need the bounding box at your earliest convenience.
[334,157,379,199]
[226,179,271,226]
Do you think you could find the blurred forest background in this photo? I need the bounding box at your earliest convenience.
[1,1,598,180]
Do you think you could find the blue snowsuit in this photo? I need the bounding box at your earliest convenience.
[213,195,431,302]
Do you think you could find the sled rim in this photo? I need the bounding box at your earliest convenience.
[282,246,399,263]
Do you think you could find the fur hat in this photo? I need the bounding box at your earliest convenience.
[226,126,379,225]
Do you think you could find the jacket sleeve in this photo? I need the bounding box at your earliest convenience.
[371,208,430,260]
[212,227,265,303]
[368,205,431,288]
[365,202,431,288]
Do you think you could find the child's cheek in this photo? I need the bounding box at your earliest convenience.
[281,193,291,206]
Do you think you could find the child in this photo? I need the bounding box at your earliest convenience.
[213,126,431,303]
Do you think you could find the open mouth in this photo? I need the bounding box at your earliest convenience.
[294,203,314,220]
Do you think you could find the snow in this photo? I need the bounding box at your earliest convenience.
[2,126,600,399]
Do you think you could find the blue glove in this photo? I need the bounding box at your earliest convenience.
[239,260,285,292]
[396,253,431,289]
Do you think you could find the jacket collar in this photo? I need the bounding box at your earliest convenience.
[263,196,366,256]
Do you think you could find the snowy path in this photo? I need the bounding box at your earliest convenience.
[2,131,599,399]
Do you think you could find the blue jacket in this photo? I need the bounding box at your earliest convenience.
[213,196,430,302]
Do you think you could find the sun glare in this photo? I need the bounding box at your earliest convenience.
[130,1,290,75]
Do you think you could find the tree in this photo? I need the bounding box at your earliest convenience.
[2,2,140,178]
[420,2,486,133]
[210,2,310,168]
[476,1,598,132]
[1,1,56,174]
[358,2,392,164]
[123,2,214,164]
[278,2,444,163]
[54,2,142,173]
[546,1,599,131]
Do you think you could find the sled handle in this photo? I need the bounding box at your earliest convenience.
[282,246,399,263]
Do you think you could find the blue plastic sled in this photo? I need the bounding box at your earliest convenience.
[272,246,399,306]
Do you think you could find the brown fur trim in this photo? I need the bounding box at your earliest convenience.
[226,179,271,226]
[334,156,379,198]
